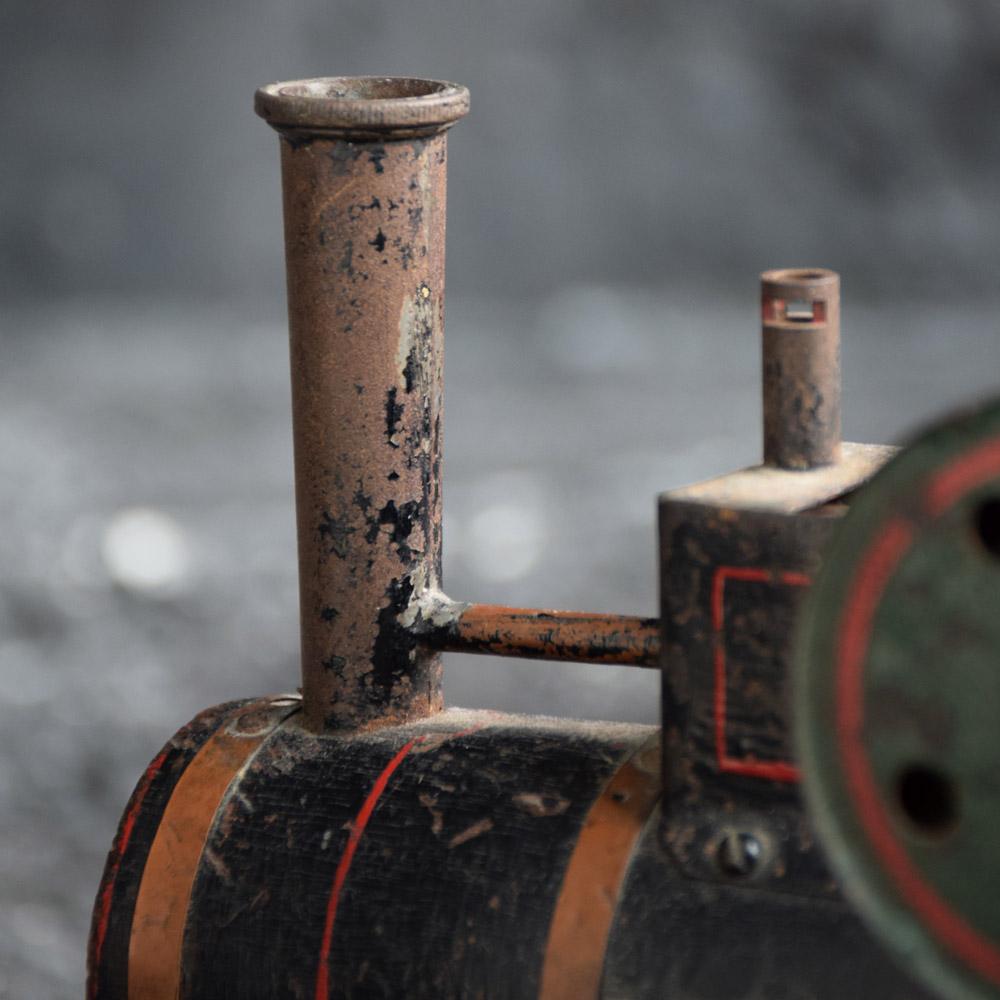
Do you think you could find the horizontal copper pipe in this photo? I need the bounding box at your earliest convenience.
[416,601,660,668]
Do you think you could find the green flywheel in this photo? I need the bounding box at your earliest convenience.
[796,397,1000,1000]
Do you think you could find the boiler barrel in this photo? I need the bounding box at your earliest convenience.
[88,699,929,999]
[88,700,659,999]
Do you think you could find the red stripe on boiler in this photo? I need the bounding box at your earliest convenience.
[314,724,486,999]
[88,746,170,999]
[314,737,424,999]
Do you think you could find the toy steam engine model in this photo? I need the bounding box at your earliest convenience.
[88,78,1000,1000]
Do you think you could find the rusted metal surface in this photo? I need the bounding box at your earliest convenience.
[256,78,468,732]
[415,599,661,667]
[90,185,945,999]
[257,76,663,736]
[255,77,470,140]
[762,267,841,470]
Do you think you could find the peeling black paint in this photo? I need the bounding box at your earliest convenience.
[385,388,404,447]
[278,131,315,152]
[353,484,373,514]
[317,511,355,559]
[176,706,653,1000]
[267,111,454,733]
[363,499,421,564]
[403,346,419,393]
[326,141,362,174]
[339,240,353,274]
[370,576,416,700]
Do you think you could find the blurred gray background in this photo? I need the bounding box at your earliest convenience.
[2,0,999,995]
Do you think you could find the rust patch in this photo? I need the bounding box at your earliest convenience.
[418,792,445,836]
[448,817,494,848]
[512,792,571,817]
[419,602,660,667]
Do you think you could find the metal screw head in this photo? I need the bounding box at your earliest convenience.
[716,830,762,879]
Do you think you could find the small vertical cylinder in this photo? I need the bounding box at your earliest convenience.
[761,268,841,470]
[255,77,469,732]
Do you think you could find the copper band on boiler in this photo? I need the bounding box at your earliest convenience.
[127,700,291,999]
[539,735,661,1000]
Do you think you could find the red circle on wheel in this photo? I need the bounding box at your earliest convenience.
[835,434,1000,987]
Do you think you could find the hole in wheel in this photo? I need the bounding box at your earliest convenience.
[896,764,958,837]
[974,497,1000,558]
